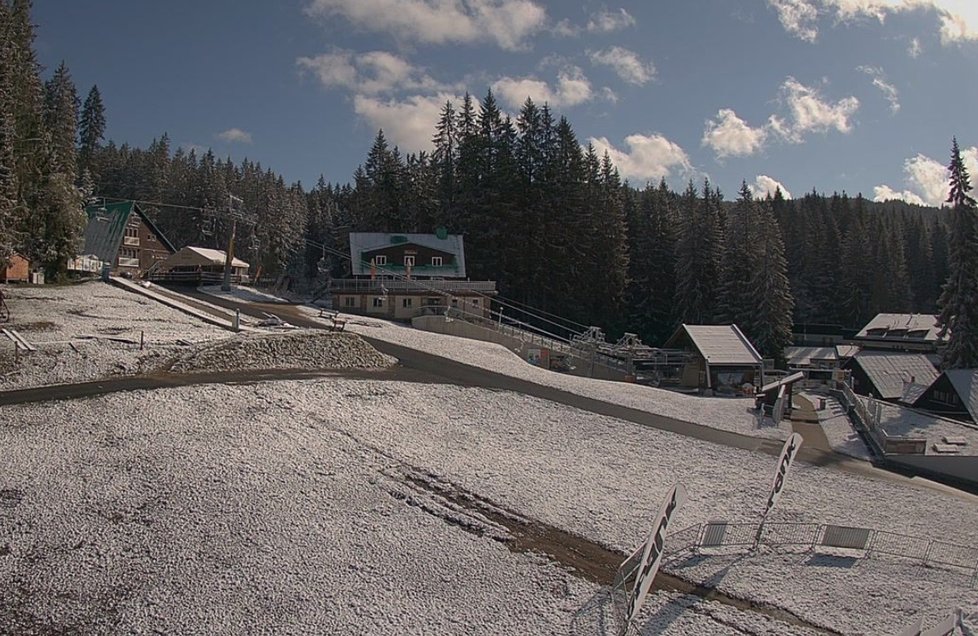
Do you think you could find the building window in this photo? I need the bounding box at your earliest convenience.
[373,297,384,307]
[374,255,387,266]
[404,255,415,267]
[472,299,479,306]
[402,298,413,308]
[344,296,355,308]
[431,256,443,266]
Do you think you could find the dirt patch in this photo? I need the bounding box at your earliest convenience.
[8,322,57,332]
[166,330,397,374]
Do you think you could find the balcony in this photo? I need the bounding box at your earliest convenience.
[123,236,140,246]
[328,278,497,294]
[118,257,140,268]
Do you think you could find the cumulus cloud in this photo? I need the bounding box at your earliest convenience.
[492,66,593,109]
[551,18,579,37]
[304,0,548,50]
[767,0,978,45]
[588,133,692,183]
[857,65,900,113]
[353,93,460,153]
[702,109,769,159]
[775,77,859,141]
[874,144,978,206]
[587,47,656,86]
[908,36,922,56]
[216,128,253,144]
[586,8,636,32]
[297,50,451,95]
[750,175,793,199]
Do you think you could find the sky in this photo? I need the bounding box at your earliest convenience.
[32,0,978,204]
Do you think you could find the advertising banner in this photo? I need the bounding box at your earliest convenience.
[763,433,803,518]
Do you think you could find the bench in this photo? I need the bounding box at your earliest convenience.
[329,316,347,332]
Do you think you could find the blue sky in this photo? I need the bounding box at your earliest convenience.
[33,0,978,204]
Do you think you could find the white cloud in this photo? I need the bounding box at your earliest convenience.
[297,50,451,95]
[353,93,459,153]
[775,77,859,141]
[587,47,656,86]
[492,66,593,109]
[874,145,978,206]
[750,175,793,199]
[702,109,769,159]
[588,133,692,183]
[908,36,923,56]
[304,0,547,50]
[586,8,636,33]
[767,0,978,45]
[216,128,253,144]
[552,18,580,37]
[872,184,927,204]
[857,65,900,113]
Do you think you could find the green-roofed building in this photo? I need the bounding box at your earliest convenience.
[74,201,176,277]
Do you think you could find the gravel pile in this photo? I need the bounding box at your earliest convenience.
[167,330,397,374]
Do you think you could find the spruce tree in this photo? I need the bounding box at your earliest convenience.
[937,138,978,369]
[0,1,19,265]
[747,195,794,363]
[78,84,105,176]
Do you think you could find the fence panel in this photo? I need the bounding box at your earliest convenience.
[926,540,978,571]
[668,524,703,553]
[870,530,932,560]
[760,522,821,547]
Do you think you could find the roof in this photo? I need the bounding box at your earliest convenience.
[178,246,249,268]
[851,352,938,401]
[349,232,465,278]
[855,313,944,343]
[81,201,176,262]
[666,324,764,366]
[785,346,838,366]
[836,344,861,359]
[944,369,978,423]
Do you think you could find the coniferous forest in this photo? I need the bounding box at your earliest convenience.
[1,0,973,363]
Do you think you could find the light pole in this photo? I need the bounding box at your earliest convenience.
[221,194,243,291]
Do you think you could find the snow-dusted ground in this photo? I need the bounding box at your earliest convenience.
[800,391,875,461]
[865,397,978,456]
[4,379,974,634]
[199,284,290,304]
[299,307,792,442]
[0,282,229,390]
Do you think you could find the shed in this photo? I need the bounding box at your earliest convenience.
[1,253,30,283]
[844,352,938,403]
[663,324,764,393]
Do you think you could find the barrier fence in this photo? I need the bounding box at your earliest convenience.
[656,520,978,587]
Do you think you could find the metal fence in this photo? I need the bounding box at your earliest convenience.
[659,520,978,587]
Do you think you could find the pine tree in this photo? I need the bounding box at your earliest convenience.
[0,1,20,265]
[674,181,722,324]
[746,195,794,363]
[937,138,978,369]
[78,84,105,176]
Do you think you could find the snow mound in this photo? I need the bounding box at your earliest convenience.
[167,330,397,374]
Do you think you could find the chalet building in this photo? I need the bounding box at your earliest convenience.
[784,346,840,383]
[152,246,250,284]
[76,201,175,277]
[791,323,852,347]
[843,352,938,404]
[328,232,496,321]
[663,324,764,394]
[1,253,30,283]
[853,313,945,354]
[912,369,978,424]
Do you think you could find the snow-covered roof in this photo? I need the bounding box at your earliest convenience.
[178,246,249,268]
[668,324,763,366]
[785,346,838,366]
[349,232,466,277]
[836,344,861,359]
[851,352,938,401]
[855,313,944,342]
[944,369,978,423]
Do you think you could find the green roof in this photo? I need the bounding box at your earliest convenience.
[81,201,175,263]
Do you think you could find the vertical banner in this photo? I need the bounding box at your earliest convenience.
[763,433,803,518]
[623,483,688,630]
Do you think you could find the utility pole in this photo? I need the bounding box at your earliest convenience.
[222,194,243,291]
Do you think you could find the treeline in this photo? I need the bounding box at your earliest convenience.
[0,0,954,359]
